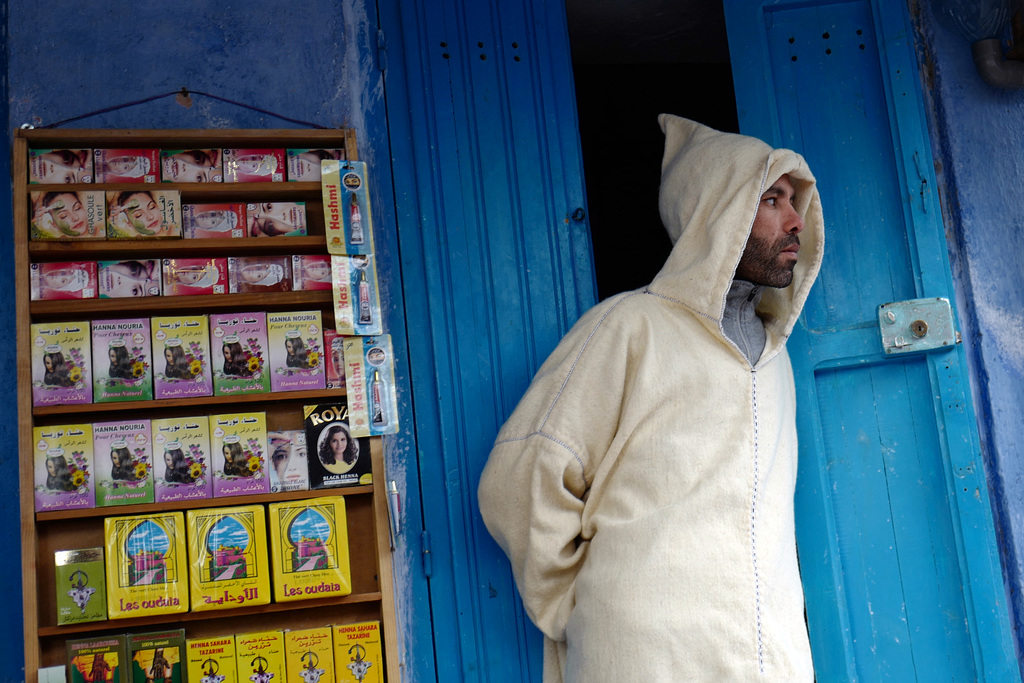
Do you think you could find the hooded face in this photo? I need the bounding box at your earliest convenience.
[736,174,804,288]
[652,115,824,346]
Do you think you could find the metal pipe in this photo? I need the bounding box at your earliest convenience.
[971,38,1024,88]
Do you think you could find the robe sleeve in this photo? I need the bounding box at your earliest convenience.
[477,296,634,641]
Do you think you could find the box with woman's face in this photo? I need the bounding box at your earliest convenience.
[208,411,270,498]
[31,321,93,407]
[266,311,326,393]
[93,148,159,183]
[33,423,94,512]
[152,415,213,503]
[30,261,98,300]
[151,315,213,400]
[210,311,270,396]
[92,419,154,507]
[91,318,152,403]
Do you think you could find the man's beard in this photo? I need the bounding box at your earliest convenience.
[737,234,800,288]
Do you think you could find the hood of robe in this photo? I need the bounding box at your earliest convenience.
[649,114,825,347]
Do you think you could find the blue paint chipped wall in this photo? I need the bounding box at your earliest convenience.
[911,0,1024,667]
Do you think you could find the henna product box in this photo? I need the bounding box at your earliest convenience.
[91,318,153,403]
[152,415,213,503]
[66,635,128,683]
[227,255,292,293]
[185,635,237,683]
[162,257,228,296]
[304,402,372,490]
[333,621,384,683]
[128,630,185,683]
[187,504,271,612]
[93,419,154,507]
[286,148,345,181]
[324,329,347,391]
[266,310,325,392]
[267,496,352,602]
[29,148,93,184]
[29,190,105,241]
[55,548,108,626]
[106,189,182,239]
[94,148,159,183]
[268,429,309,493]
[104,512,189,619]
[235,631,285,683]
[284,626,334,683]
[182,202,245,238]
[33,423,94,512]
[151,315,213,399]
[211,311,270,396]
[291,254,333,291]
[30,261,98,300]
[98,259,162,298]
[31,321,92,407]
[160,149,223,183]
[246,201,307,237]
[209,411,270,498]
[223,148,285,182]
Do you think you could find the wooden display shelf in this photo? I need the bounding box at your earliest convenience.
[32,386,344,418]
[38,591,384,637]
[29,235,327,259]
[36,484,373,521]
[19,127,358,152]
[15,129,400,682]
[27,181,323,194]
[30,289,333,319]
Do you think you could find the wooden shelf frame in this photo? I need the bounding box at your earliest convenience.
[14,128,400,682]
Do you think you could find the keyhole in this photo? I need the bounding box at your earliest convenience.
[911,320,928,337]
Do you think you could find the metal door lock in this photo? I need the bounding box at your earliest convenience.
[878,298,957,355]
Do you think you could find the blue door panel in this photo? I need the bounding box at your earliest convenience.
[763,1,917,332]
[379,0,594,679]
[816,359,973,681]
[725,0,1018,680]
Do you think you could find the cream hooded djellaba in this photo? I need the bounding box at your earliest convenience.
[478,115,825,682]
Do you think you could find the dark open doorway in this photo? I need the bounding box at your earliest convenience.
[566,1,739,299]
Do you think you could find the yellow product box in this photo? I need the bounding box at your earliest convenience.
[235,630,285,683]
[267,497,352,602]
[284,626,334,683]
[333,621,383,683]
[186,635,237,683]
[187,504,271,611]
[104,512,189,619]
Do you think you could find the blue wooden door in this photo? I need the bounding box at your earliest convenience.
[724,1,1018,680]
[378,0,594,679]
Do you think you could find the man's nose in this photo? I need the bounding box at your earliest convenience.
[787,204,804,234]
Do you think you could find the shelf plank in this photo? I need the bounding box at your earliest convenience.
[27,181,323,194]
[29,235,327,259]
[21,129,358,158]
[37,591,383,637]
[32,385,344,417]
[30,290,332,318]
[36,484,373,521]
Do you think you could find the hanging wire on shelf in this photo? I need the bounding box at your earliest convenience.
[25,88,331,130]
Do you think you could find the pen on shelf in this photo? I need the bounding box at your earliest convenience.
[388,479,401,546]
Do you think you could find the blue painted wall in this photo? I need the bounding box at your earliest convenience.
[3,1,434,681]
[910,0,1024,665]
